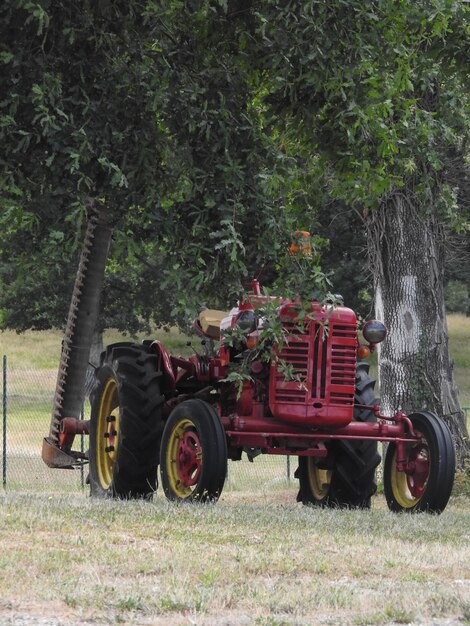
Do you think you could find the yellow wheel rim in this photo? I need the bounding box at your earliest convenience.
[165,418,203,499]
[306,458,332,501]
[96,378,120,490]
[390,445,429,509]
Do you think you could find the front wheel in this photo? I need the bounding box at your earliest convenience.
[160,400,227,502]
[383,411,455,513]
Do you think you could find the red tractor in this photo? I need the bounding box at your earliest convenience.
[42,213,455,512]
[88,278,454,512]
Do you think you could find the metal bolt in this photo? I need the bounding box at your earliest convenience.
[105,445,115,453]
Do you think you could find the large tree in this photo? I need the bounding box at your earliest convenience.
[0,1,318,334]
[0,1,165,330]
[1,1,320,458]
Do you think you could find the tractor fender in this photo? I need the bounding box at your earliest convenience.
[149,340,176,392]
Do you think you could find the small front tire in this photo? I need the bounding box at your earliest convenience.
[160,400,227,502]
[383,411,455,513]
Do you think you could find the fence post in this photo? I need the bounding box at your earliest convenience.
[80,405,85,492]
[2,355,6,489]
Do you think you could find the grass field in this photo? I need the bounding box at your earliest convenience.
[0,493,469,625]
[0,318,469,625]
[447,315,470,409]
[1,316,469,401]
[0,318,469,491]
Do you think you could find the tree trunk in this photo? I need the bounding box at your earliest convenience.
[366,192,469,467]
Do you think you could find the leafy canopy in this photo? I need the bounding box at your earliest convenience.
[1,1,469,332]
[0,1,321,332]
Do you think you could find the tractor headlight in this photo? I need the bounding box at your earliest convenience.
[236,310,257,334]
[363,320,387,345]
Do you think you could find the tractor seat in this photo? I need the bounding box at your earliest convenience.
[197,309,229,340]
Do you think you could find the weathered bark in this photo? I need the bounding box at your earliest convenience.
[366,192,469,467]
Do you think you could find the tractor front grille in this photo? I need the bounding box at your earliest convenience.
[273,318,357,408]
[274,336,309,403]
[329,324,357,405]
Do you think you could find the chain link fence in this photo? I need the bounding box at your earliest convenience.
[1,356,295,496]
[5,356,465,498]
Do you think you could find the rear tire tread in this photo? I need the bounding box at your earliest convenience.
[297,362,380,509]
[89,343,164,499]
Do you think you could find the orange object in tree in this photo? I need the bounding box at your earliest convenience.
[289,230,312,257]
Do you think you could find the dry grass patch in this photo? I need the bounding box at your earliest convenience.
[448,314,470,408]
[0,494,469,625]
[0,316,469,624]
[0,327,192,371]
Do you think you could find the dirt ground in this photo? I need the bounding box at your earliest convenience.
[0,600,469,626]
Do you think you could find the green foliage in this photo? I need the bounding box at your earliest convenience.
[253,0,470,215]
[1,0,469,335]
[446,280,469,314]
[220,298,286,396]
[0,1,322,331]
[220,254,342,397]
[316,203,373,318]
[0,1,166,329]
[139,2,325,320]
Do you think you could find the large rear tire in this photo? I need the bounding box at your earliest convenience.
[297,362,381,508]
[160,400,227,502]
[89,343,164,498]
[383,411,455,513]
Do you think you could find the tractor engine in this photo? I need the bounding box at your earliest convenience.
[269,302,358,427]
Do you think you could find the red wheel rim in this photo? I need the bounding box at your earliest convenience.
[176,429,202,487]
[406,443,430,499]
[390,440,430,509]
